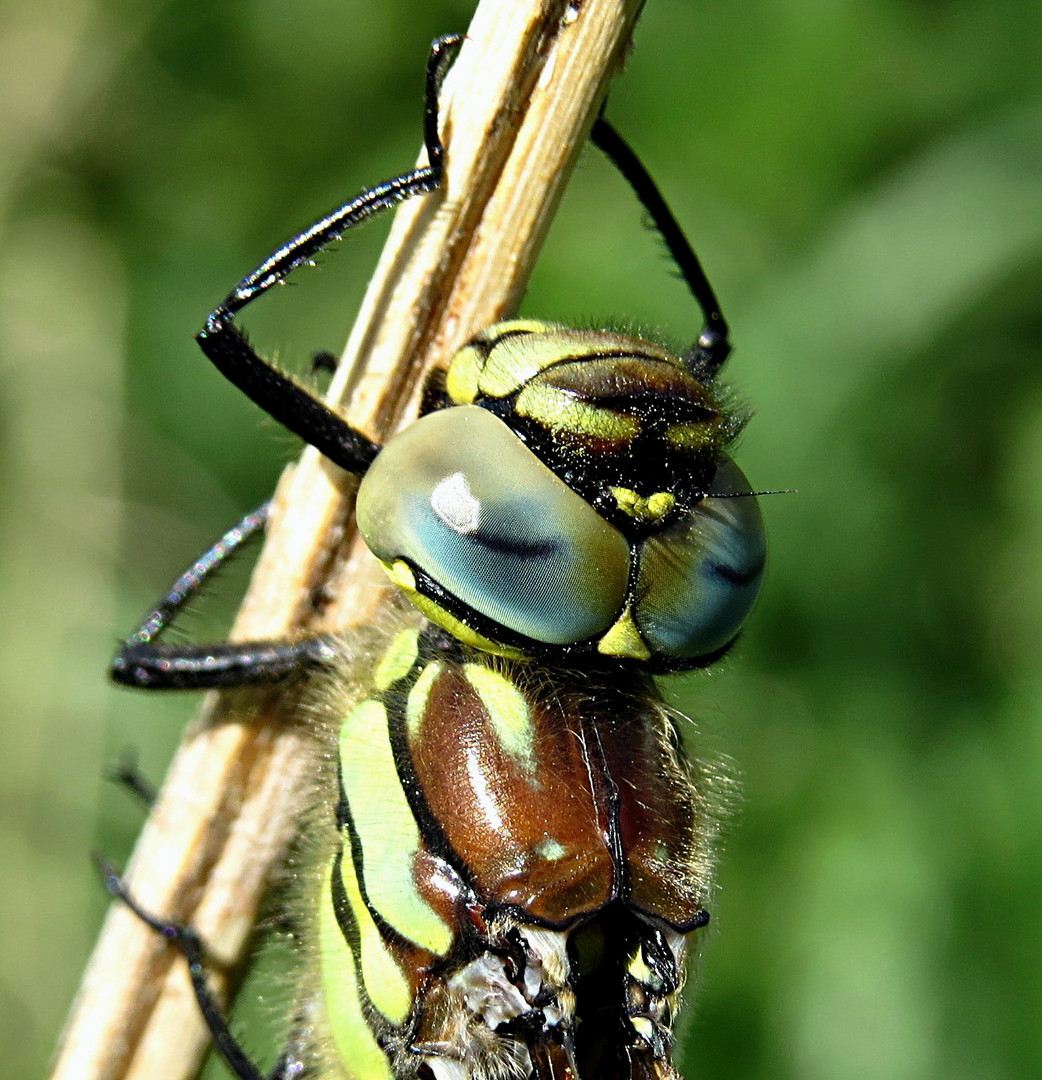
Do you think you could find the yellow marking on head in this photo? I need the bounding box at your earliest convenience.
[478,327,575,398]
[515,383,640,441]
[610,487,676,524]
[665,420,716,451]
[445,344,483,404]
[380,559,531,660]
[597,608,652,660]
[463,663,536,774]
[373,627,421,692]
[318,865,394,1080]
[383,558,416,591]
[338,846,412,1025]
[339,700,452,955]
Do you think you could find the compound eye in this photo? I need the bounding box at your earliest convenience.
[357,406,631,646]
[634,458,766,660]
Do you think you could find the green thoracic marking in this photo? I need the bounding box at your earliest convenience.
[463,662,536,774]
[630,1016,656,1042]
[534,838,568,861]
[405,659,444,740]
[318,864,393,1080]
[337,842,412,1025]
[338,698,452,955]
[373,626,421,692]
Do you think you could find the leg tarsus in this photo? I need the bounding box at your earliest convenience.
[125,502,269,650]
[112,502,339,690]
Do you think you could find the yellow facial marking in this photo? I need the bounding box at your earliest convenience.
[627,947,654,985]
[597,608,652,660]
[391,577,530,661]
[463,663,536,774]
[318,865,393,1080]
[383,558,416,592]
[610,487,676,524]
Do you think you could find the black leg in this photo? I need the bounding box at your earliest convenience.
[111,502,338,690]
[591,117,731,379]
[106,749,158,807]
[195,34,463,476]
[96,858,301,1080]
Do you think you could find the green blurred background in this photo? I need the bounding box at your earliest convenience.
[3,0,1041,1078]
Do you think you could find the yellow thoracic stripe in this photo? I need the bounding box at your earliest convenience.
[405,659,443,740]
[477,332,578,398]
[338,699,452,955]
[463,662,536,775]
[373,626,421,692]
[445,320,552,404]
[337,845,412,1025]
[318,863,393,1080]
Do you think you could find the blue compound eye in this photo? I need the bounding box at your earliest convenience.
[356,406,631,646]
[634,458,766,660]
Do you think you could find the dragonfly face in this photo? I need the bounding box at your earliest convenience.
[105,34,766,1080]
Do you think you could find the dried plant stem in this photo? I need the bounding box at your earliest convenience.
[50,0,646,1078]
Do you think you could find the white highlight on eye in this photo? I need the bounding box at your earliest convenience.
[430,471,481,534]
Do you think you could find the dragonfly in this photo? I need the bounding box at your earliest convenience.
[106,33,766,1080]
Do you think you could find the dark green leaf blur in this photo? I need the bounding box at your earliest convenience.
[2,1,1040,1078]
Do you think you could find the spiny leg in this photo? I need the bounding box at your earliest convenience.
[106,748,158,807]
[96,858,300,1080]
[111,502,338,690]
[121,35,462,690]
[591,117,731,378]
[195,34,462,475]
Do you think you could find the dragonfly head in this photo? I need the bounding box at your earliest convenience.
[356,321,766,672]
